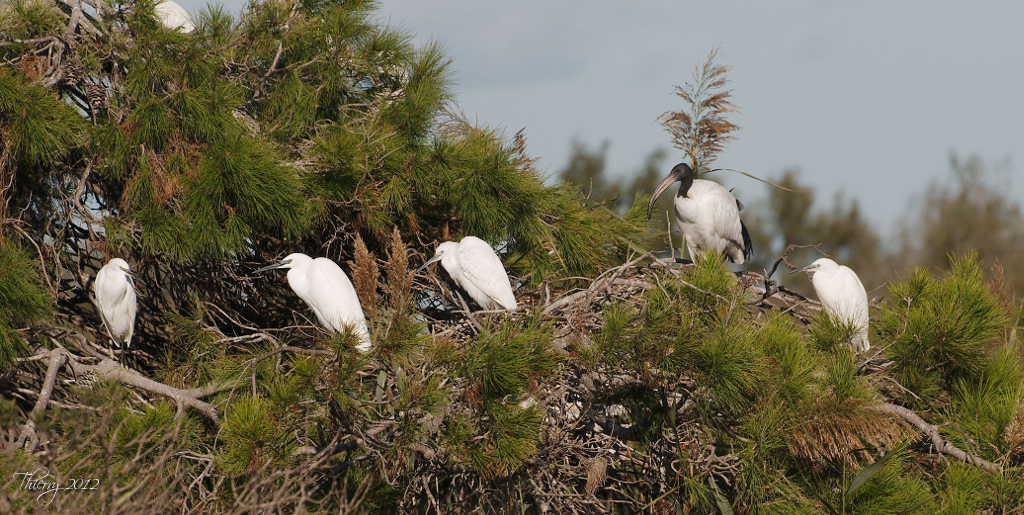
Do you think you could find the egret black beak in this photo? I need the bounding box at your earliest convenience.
[122,268,146,287]
[255,259,290,274]
[416,254,443,274]
[787,264,814,275]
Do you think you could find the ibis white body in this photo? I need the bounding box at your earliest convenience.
[649,163,751,264]
[424,236,517,311]
[94,258,138,349]
[673,180,748,263]
[155,0,195,33]
[258,253,371,352]
[794,258,870,353]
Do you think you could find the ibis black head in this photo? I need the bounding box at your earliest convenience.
[647,162,696,219]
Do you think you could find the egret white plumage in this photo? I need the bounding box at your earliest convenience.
[647,162,752,264]
[94,258,138,357]
[789,258,870,353]
[418,236,517,311]
[256,253,371,352]
[154,0,195,33]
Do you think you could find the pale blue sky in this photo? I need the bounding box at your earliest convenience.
[175,0,1024,230]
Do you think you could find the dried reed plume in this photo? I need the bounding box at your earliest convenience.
[660,47,740,171]
[989,258,1013,312]
[584,457,608,495]
[385,227,412,311]
[352,234,380,318]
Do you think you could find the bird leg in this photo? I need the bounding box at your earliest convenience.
[666,210,675,261]
[453,291,483,333]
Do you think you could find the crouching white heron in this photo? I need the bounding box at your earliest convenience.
[256,253,371,352]
[789,258,870,353]
[418,236,517,311]
[155,0,196,33]
[94,258,139,361]
[648,162,752,264]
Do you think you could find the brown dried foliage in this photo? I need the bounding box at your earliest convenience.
[584,456,608,495]
[989,258,1014,312]
[352,233,380,318]
[510,128,541,176]
[1003,400,1024,455]
[789,398,907,467]
[660,47,740,170]
[436,106,478,141]
[384,226,412,311]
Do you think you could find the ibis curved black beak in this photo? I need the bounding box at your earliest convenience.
[648,173,678,220]
[647,162,693,220]
[416,254,443,274]
[255,259,290,274]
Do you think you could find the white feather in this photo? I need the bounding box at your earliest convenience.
[673,179,747,263]
[433,236,517,311]
[269,253,371,352]
[94,258,137,349]
[155,0,195,33]
[803,258,870,352]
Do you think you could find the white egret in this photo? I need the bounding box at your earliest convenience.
[94,258,138,358]
[256,253,371,352]
[418,236,517,311]
[789,258,870,353]
[647,162,752,264]
[155,0,195,33]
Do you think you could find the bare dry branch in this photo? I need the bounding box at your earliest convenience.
[877,402,1002,473]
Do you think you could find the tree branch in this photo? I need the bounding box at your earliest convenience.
[14,348,67,451]
[876,402,1001,473]
[63,354,222,423]
[33,335,224,424]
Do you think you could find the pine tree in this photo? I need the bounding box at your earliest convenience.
[2,2,1023,513]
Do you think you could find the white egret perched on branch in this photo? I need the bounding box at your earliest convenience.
[418,236,517,311]
[648,162,752,264]
[256,253,371,352]
[155,0,195,33]
[789,258,870,353]
[94,258,138,361]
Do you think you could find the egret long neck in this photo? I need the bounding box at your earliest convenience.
[287,268,311,302]
[101,271,133,302]
[441,254,463,289]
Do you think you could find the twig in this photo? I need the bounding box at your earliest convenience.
[543,253,653,315]
[675,277,729,302]
[15,348,68,451]
[874,375,922,401]
[454,291,483,332]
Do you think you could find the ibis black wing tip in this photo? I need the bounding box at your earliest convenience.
[741,221,753,260]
